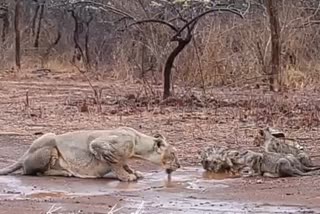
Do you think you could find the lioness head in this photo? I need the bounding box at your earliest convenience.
[152,134,181,173]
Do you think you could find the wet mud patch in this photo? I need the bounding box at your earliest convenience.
[0,166,233,200]
[122,197,319,214]
[0,167,318,213]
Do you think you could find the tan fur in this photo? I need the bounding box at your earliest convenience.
[253,127,304,150]
[0,127,180,182]
[260,127,314,167]
[233,150,320,178]
[200,146,240,174]
[201,145,320,178]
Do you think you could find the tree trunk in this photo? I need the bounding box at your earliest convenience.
[0,4,9,43]
[34,3,45,48]
[70,10,84,64]
[84,19,92,71]
[267,0,281,91]
[163,37,191,99]
[31,3,40,36]
[14,0,21,70]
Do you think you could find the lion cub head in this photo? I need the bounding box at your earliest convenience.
[253,127,285,147]
[200,146,239,173]
[153,133,180,173]
[253,127,303,150]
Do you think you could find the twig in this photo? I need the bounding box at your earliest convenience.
[172,8,244,40]
[192,36,206,98]
[132,201,145,214]
[49,0,135,20]
[107,203,123,214]
[46,204,62,214]
[71,62,103,113]
[128,19,178,32]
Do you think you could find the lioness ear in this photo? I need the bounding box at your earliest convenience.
[154,133,166,141]
[154,138,166,153]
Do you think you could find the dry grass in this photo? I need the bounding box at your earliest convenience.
[46,204,62,214]
[1,2,320,92]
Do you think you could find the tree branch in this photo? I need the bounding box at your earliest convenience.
[49,0,135,20]
[128,19,178,32]
[172,8,244,40]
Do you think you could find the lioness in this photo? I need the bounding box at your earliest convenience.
[258,127,314,167]
[0,127,180,182]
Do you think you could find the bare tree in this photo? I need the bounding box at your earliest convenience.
[69,8,93,71]
[267,0,281,91]
[0,3,9,43]
[129,1,245,99]
[14,0,21,70]
[33,0,46,48]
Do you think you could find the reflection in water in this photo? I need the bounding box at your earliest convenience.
[202,171,240,180]
[0,167,235,199]
[27,191,67,199]
[162,172,189,189]
[164,180,185,188]
[0,168,317,214]
[114,181,138,190]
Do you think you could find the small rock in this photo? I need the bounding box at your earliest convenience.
[256,179,263,184]
[109,109,118,114]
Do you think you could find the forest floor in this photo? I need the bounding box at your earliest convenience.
[0,69,320,213]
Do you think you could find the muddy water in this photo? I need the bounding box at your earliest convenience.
[0,167,319,213]
[0,167,227,199]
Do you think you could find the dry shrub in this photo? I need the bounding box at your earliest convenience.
[1,1,320,92]
[111,44,135,81]
[282,66,307,89]
[169,3,320,90]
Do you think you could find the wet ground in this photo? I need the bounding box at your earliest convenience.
[0,166,319,214]
[1,75,320,213]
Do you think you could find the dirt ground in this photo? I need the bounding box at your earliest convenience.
[0,70,320,213]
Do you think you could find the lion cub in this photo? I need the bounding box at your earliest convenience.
[233,150,320,178]
[258,127,314,167]
[200,146,320,178]
[253,127,304,150]
[200,145,242,174]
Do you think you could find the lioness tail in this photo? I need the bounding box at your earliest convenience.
[0,161,23,175]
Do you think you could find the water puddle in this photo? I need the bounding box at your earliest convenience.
[201,171,241,180]
[26,191,67,199]
[0,167,318,213]
[0,166,232,199]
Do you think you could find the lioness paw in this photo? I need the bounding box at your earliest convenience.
[134,170,144,179]
[118,174,138,182]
